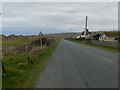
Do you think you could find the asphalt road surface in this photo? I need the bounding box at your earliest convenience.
[35,39,118,88]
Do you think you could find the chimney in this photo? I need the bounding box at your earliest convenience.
[85,16,87,29]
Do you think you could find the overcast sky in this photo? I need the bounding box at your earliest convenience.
[2,2,118,35]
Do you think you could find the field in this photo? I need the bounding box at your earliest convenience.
[2,36,37,47]
[2,35,59,88]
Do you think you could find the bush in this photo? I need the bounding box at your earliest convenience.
[32,37,55,46]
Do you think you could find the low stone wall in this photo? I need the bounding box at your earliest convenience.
[90,40,118,49]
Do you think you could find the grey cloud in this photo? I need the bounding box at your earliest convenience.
[2,2,118,35]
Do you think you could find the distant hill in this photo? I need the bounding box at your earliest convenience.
[44,32,81,38]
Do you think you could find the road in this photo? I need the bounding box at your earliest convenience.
[35,39,118,88]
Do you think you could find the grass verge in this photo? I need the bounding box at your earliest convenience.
[2,41,59,88]
[69,40,118,53]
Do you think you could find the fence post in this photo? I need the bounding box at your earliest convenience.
[25,44,28,52]
[2,61,6,72]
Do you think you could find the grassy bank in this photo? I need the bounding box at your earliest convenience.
[70,40,118,53]
[2,39,59,88]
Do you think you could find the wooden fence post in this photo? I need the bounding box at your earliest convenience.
[2,61,6,72]
[25,44,28,52]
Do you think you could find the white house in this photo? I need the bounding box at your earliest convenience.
[80,28,91,39]
[75,36,80,39]
[99,32,118,41]
[99,34,108,41]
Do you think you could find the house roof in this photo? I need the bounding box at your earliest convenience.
[81,31,84,35]
[80,31,91,35]
[103,32,119,38]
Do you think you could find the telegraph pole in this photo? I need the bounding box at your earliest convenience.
[39,31,43,51]
[69,27,71,38]
[70,27,71,32]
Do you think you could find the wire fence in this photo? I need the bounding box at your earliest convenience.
[2,38,56,55]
